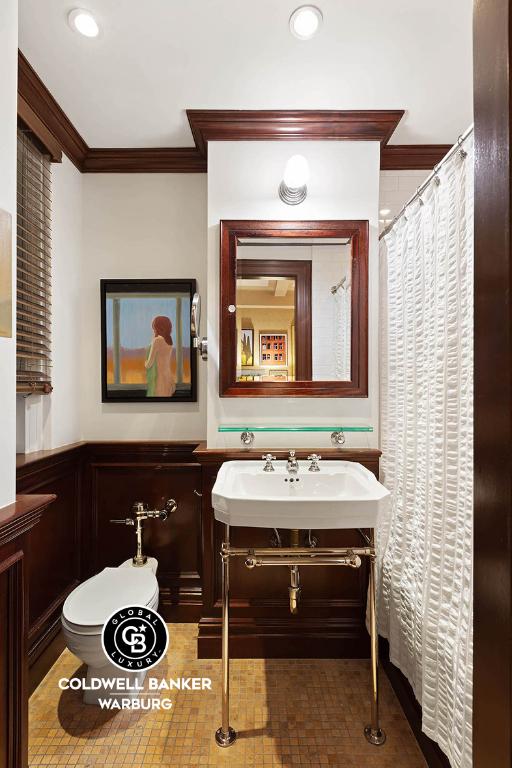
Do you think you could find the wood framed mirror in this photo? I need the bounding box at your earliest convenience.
[219,220,368,397]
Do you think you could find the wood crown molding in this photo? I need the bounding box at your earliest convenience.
[82,147,206,173]
[18,51,88,170]
[186,109,405,155]
[380,144,452,170]
[17,51,452,173]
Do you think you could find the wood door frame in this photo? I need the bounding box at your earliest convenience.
[473,2,512,766]
[236,258,312,380]
[219,219,368,397]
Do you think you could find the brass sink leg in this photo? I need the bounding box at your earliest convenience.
[215,525,236,748]
[364,544,386,746]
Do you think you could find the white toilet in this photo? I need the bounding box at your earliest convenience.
[62,557,160,705]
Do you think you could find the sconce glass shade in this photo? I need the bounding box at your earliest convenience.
[279,154,309,205]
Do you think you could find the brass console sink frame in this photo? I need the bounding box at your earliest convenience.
[214,526,386,748]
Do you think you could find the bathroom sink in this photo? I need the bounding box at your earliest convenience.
[212,460,390,529]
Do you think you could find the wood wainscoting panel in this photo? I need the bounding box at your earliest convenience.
[0,553,24,768]
[0,495,53,768]
[83,442,202,621]
[195,445,381,658]
[16,446,83,668]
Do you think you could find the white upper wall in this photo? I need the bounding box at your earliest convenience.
[80,173,207,441]
[18,0,473,147]
[50,156,83,446]
[0,0,17,505]
[207,140,380,449]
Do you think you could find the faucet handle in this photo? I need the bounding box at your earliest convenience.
[307,454,322,471]
[262,453,276,471]
[289,450,296,457]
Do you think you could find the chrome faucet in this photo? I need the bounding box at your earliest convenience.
[286,450,299,475]
[110,498,176,566]
[262,453,276,472]
[307,454,322,472]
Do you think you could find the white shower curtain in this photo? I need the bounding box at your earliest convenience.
[378,133,473,768]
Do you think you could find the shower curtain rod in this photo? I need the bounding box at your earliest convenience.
[379,123,474,240]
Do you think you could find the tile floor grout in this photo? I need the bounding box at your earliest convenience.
[29,624,426,767]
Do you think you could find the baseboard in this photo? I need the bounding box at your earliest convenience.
[198,617,370,658]
[380,638,451,768]
[29,625,65,695]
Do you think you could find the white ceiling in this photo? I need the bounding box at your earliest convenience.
[18,0,473,148]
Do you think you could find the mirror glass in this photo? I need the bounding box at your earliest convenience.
[235,237,352,382]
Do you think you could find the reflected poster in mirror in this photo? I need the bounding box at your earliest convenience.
[100,279,197,402]
[220,220,368,398]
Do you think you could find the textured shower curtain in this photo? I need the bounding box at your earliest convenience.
[378,134,473,768]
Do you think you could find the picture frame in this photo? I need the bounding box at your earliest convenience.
[100,279,197,403]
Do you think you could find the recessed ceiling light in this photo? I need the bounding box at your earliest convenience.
[68,9,99,38]
[289,5,323,40]
[380,208,391,216]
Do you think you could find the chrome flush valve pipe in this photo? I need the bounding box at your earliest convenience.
[110,498,176,566]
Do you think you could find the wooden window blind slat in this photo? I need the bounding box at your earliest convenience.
[16,128,52,393]
[17,153,52,197]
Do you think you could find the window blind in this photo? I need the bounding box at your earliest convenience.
[16,128,52,394]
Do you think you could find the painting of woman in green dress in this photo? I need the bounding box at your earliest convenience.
[145,315,177,397]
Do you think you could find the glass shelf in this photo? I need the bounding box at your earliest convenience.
[218,425,373,433]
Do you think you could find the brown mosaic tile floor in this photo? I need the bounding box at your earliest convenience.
[29,624,426,768]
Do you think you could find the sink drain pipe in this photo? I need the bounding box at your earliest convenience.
[289,529,301,614]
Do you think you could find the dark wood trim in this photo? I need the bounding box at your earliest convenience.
[0,495,49,768]
[17,95,63,163]
[0,551,25,768]
[0,495,56,547]
[380,144,452,170]
[193,442,381,466]
[219,220,368,397]
[15,64,446,173]
[380,639,450,768]
[82,147,206,173]
[17,51,88,170]
[198,616,369,659]
[187,109,405,154]
[473,2,512,767]
[29,627,65,696]
[237,258,312,380]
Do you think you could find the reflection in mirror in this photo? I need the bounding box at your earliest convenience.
[235,239,352,382]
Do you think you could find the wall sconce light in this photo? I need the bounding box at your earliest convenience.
[278,154,309,205]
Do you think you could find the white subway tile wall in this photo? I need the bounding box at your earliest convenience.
[379,171,430,233]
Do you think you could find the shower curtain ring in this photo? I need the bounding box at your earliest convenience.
[457,135,468,159]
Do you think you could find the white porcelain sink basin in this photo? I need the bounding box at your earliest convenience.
[212,460,390,529]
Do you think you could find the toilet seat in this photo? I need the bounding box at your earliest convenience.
[62,567,159,633]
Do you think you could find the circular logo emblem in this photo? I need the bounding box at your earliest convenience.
[102,605,169,671]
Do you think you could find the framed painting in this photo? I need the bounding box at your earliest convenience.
[100,279,197,402]
[240,328,254,366]
[0,210,12,338]
[259,333,288,366]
